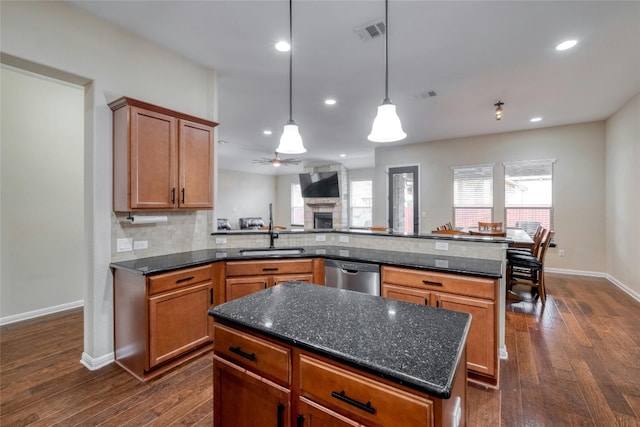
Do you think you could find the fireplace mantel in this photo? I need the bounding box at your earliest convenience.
[305,201,337,208]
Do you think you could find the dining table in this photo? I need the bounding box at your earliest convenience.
[463,227,535,249]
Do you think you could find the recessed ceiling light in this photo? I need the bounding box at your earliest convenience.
[530,117,543,122]
[275,41,290,52]
[263,130,272,135]
[556,40,577,51]
[339,153,346,158]
[324,99,337,105]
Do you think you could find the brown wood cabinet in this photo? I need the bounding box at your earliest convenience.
[113,264,215,381]
[110,97,217,212]
[381,266,498,388]
[213,320,466,427]
[224,259,322,302]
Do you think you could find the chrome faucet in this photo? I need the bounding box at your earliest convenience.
[268,203,278,248]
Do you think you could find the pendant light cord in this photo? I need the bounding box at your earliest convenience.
[384,0,390,103]
[288,0,293,122]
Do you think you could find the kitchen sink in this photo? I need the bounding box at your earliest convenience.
[239,248,306,256]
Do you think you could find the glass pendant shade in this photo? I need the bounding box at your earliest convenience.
[276,120,306,154]
[368,102,407,142]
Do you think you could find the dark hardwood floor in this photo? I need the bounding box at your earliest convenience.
[2,274,639,426]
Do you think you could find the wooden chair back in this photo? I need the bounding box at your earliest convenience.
[478,222,503,232]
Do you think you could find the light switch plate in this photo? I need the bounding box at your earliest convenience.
[316,235,326,242]
[216,237,227,245]
[339,235,349,243]
[435,241,449,251]
[116,238,133,253]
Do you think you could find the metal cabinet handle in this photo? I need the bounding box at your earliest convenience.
[228,346,256,361]
[176,276,195,283]
[331,390,376,414]
[171,188,176,204]
[181,188,185,204]
[262,267,279,272]
[296,414,305,427]
[209,288,213,305]
[277,403,285,427]
[422,279,443,286]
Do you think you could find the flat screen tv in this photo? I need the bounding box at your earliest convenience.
[299,172,340,198]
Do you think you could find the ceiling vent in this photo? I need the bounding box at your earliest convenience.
[354,19,386,41]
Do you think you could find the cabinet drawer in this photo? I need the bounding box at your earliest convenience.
[214,324,291,386]
[299,354,433,427]
[382,266,495,300]
[226,259,314,277]
[148,264,212,295]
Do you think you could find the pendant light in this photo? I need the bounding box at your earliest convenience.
[276,0,306,154]
[368,0,406,143]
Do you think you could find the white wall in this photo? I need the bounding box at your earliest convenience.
[1,0,217,367]
[605,93,640,296]
[374,122,607,273]
[0,66,85,320]
[217,170,277,229]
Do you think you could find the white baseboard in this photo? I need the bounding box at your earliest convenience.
[499,346,508,360]
[0,300,84,326]
[80,351,115,371]
[546,268,640,303]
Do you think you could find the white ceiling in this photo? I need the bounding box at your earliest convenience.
[68,1,640,175]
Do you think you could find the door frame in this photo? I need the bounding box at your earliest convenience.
[387,165,419,233]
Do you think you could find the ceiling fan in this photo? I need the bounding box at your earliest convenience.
[252,152,301,168]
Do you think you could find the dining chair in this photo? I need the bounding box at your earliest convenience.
[478,222,503,232]
[508,229,555,303]
[507,224,544,257]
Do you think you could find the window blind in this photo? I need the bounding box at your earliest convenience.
[452,164,494,228]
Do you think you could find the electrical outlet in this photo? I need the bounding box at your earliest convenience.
[216,237,227,245]
[435,241,449,251]
[316,235,326,242]
[559,249,565,257]
[116,238,133,253]
[133,240,148,250]
[339,235,349,243]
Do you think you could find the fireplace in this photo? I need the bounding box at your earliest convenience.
[314,213,333,229]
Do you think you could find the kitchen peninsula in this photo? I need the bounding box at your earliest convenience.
[209,281,470,427]
[110,229,506,386]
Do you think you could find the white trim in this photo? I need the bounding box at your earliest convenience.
[0,300,84,326]
[547,268,640,303]
[499,346,508,360]
[80,351,114,371]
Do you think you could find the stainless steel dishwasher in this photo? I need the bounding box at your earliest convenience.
[324,259,381,296]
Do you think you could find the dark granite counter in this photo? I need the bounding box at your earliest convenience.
[208,281,471,398]
[110,245,503,278]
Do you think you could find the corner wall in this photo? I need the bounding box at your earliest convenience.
[605,93,640,297]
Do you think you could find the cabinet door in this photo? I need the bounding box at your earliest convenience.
[435,293,495,377]
[226,276,268,302]
[272,273,314,287]
[381,283,431,305]
[130,106,177,209]
[214,356,290,427]
[298,397,361,427]
[148,282,213,368]
[178,119,214,209]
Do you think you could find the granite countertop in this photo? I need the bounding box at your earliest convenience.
[209,281,471,398]
[109,246,503,278]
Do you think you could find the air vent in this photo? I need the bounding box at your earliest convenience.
[354,19,386,41]
[415,90,438,100]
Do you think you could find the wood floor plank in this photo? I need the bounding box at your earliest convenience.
[1,274,639,426]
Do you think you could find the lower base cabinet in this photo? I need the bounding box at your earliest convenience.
[381,266,498,388]
[213,321,466,427]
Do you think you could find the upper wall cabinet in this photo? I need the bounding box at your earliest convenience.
[109,97,218,211]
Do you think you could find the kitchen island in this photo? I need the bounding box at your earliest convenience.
[209,281,470,426]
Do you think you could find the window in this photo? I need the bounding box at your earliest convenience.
[452,164,494,228]
[291,183,304,226]
[504,159,554,236]
[350,180,373,228]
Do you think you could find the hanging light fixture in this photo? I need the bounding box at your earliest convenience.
[276,0,306,154]
[494,101,504,120]
[368,0,406,143]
